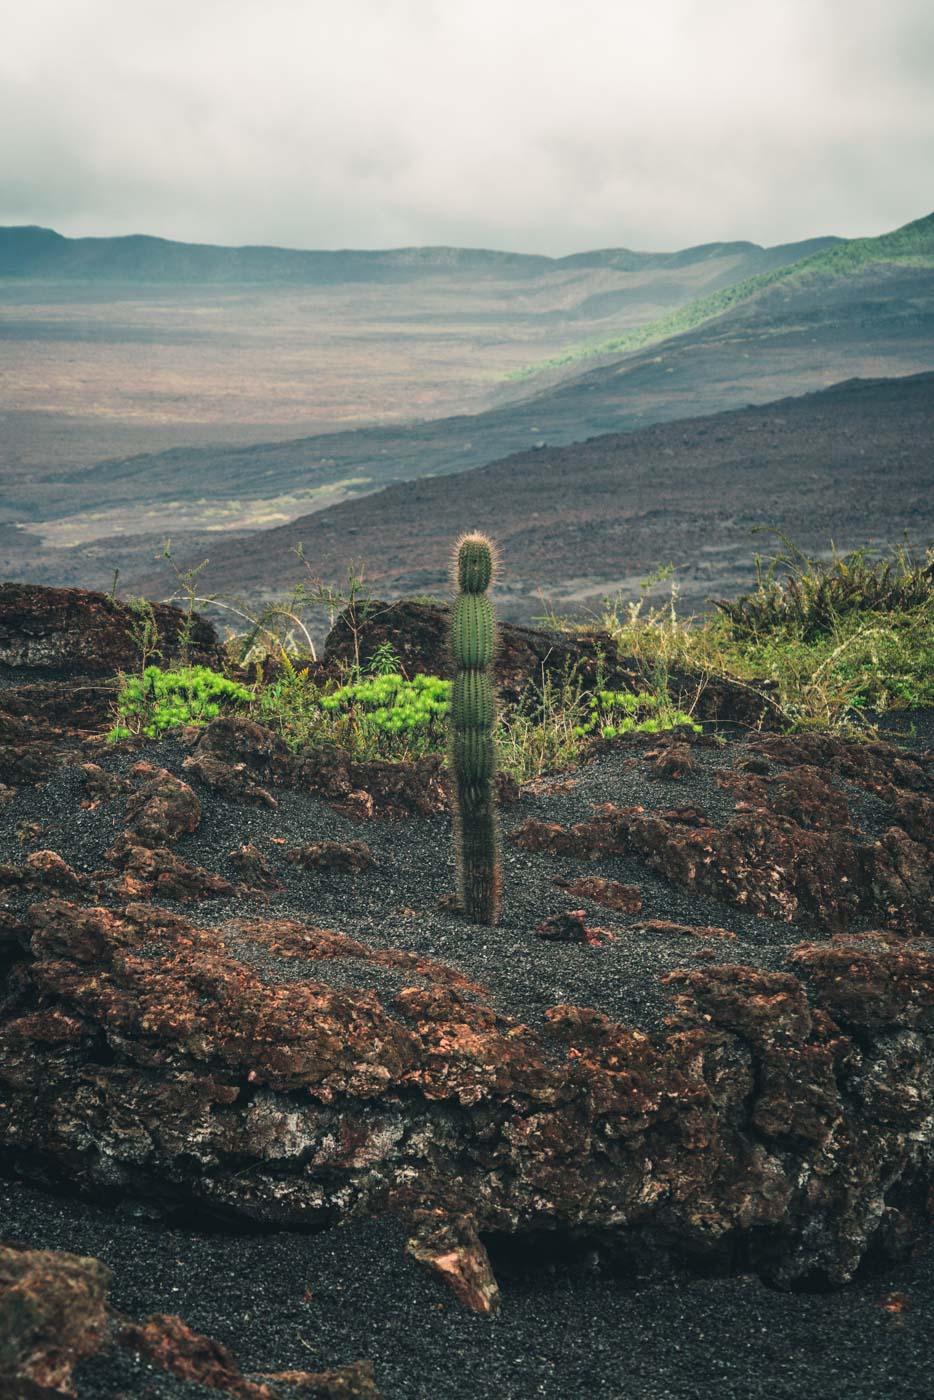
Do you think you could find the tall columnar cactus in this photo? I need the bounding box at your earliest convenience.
[449,532,501,925]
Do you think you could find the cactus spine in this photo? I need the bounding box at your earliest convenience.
[449,532,501,925]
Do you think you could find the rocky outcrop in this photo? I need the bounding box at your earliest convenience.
[510,733,933,936]
[552,875,642,913]
[0,1241,380,1398]
[1,597,931,1319]
[0,1243,110,1394]
[0,582,224,676]
[183,716,447,819]
[2,896,933,1301]
[286,841,376,872]
[322,599,782,726]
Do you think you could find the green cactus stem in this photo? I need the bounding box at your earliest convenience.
[449,531,501,925]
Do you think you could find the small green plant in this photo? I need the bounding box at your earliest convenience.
[368,641,402,676]
[573,688,700,739]
[448,532,501,926]
[108,665,251,740]
[123,596,162,673]
[321,672,450,754]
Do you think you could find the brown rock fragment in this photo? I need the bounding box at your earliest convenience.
[229,843,283,891]
[406,1212,500,1315]
[120,1314,272,1399]
[0,1244,111,1394]
[790,933,934,1029]
[647,742,699,780]
[553,875,642,913]
[125,762,202,845]
[634,918,736,941]
[535,910,614,945]
[286,840,376,873]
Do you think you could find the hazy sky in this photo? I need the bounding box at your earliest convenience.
[2,0,932,255]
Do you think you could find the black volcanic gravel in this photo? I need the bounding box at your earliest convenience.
[2,721,934,1398]
[2,1179,933,1400]
[0,729,872,1034]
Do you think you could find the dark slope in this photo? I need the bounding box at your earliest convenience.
[17,252,933,534]
[0,223,839,284]
[127,371,934,618]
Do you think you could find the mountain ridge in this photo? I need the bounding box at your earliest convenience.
[0,223,843,284]
[513,211,934,378]
[125,370,934,618]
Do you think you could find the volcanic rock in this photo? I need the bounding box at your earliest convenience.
[0,582,224,676]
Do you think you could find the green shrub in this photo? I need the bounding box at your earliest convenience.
[108,665,251,740]
[593,542,933,732]
[320,672,450,756]
[573,688,699,739]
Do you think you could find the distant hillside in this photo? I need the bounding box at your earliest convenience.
[0,224,840,286]
[515,211,934,378]
[11,239,930,537]
[127,372,934,620]
[3,211,932,599]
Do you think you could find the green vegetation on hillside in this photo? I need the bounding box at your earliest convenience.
[106,540,932,771]
[510,211,934,380]
[586,542,934,731]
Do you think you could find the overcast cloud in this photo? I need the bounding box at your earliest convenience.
[2,0,932,254]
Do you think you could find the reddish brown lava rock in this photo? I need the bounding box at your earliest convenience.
[0,851,88,895]
[182,717,288,806]
[790,932,934,1029]
[646,743,699,780]
[107,842,234,902]
[3,897,934,1296]
[255,1363,381,1399]
[0,1243,111,1394]
[230,917,487,997]
[716,763,852,831]
[80,762,132,806]
[0,582,224,676]
[405,1212,500,1315]
[0,1241,381,1399]
[120,1313,275,1400]
[749,732,931,797]
[229,843,283,891]
[511,796,933,935]
[286,840,376,873]
[552,875,642,913]
[0,709,77,788]
[183,716,446,819]
[122,1316,379,1398]
[124,761,202,846]
[535,910,614,945]
[634,919,736,941]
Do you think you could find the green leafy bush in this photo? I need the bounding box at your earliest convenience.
[108,665,251,740]
[573,688,699,739]
[320,672,450,756]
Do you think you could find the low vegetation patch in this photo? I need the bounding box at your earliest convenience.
[587,542,933,731]
[108,540,931,767]
[107,664,252,741]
